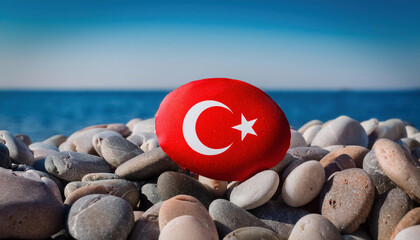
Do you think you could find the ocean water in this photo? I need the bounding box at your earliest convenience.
[0,90,419,142]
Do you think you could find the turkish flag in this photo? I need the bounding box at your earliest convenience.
[156,78,290,181]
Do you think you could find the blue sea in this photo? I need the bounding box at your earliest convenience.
[0,90,419,142]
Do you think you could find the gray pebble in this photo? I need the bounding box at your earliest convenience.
[132,118,155,134]
[298,120,322,134]
[14,134,32,146]
[0,143,12,168]
[0,130,35,165]
[92,130,122,157]
[288,214,342,240]
[140,183,161,211]
[42,134,67,147]
[101,135,144,167]
[362,150,396,194]
[287,147,329,161]
[81,172,122,182]
[223,226,284,240]
[289,130,307,148]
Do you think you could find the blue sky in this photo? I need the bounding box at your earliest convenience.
[0,0,419,89]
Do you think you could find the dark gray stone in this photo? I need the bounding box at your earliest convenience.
[140,183,161,211]
[362,150,396,194]
[14,134,32,146]
[100,135,144,167]
[287,147,329,161]
[0,130,35,165]
[0,143,11,168]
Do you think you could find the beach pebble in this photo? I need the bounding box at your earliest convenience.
[157,171,214,208]
[92,130,122,157]
[133,118,156,134]
[116,147,180,180]
[14,134,32,146]
[298,119,322,134]
[406,125,419,138]
[373,138,420,202]
[362,150,396,194]
[101,135,144,167]
[64,179,139,208]
[360,118,378,136]
[342,228,373,240]
[323,145,345,152]
[199,175,228,198]
[320,168,375,233]
[0,168,64,239]
[0,130,35,165]
[320,145,369,168]
[45,151,111,181]
[64,181,88,198]
[42,134,67,147]
[270,153,296,174]
[311,115,368,148]
[223,226,283,240]
[128,214,160,240]
[127,132,159,152]
[398,137,420,150]
[126,118,143,131]
[302,124,321,145]
[158,195,218,238]
[140,182,161,210]
[289,129,307,148]
[390,207,420,240]
[209,199,270,238]
[107,123,131,137]
[281,158,305,182]
[288,214,342,240]
[67,194,134,240]
[143,201,164,221]
[82,172,122,181]
[393,225,420,240]
[324,154,356,180]
[230,170,279,210]
[374,118,407,141]
[282,161,325,207]
[29,142,59,160]
[368,187,414,240]
[60,128,107,154]
[287,146,329,161]
[0,142,12,168]
[159,215,215,240]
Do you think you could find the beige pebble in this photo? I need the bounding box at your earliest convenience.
[288,214,341,240]
[199,175,227,198]
[159,215,215,240]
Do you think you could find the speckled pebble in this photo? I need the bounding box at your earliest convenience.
[362,150,396,194]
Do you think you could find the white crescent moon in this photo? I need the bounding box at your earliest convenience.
[183,100,233,156]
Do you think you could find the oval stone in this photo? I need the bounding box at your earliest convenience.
[360,118,378,136]
[0,142,12,168]
[67,194,134,240]
[133,118,156,134]
[287,147,329,161]
[298,120,322,134]
[320,168,375,233]
[362,150,396,194]
[100,135,144,167]
[320,145,369,168]
[288,214,341,240]
[282,161,325,207]
[81,172,122,182]
[115,147,180,181]
[128,215,160,240]
[389,207,420,240]
[373,138,420,202]
[92,130,122,157]
[289,129,307,148]
[230,170,279,210]
[223,226,283,240]
[29,142,59,161]
[342,228,373,240]
[159,215,215,240]
[368,188,414,240]
[394,225,420,240]
[140,182,161,211]
[42,134,67,147]
[157,171,214,208]
[311,115,368,148]
[59,128,107,154]
[0,130,35,165]
[45,151,111,181]
[281,158,305,182]
[374,119,407,141]
[199,175,228,198]
[158,195,218,239]
[14,134,32,146]
[126,118,143,131]
[302,124,321,145]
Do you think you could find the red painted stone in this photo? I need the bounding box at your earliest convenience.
[155,78,290,181]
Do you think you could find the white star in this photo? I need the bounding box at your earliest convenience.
[232,114,258,141]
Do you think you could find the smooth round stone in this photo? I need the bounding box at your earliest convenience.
[342,228,373,240]
[311,115,368,148]
[362,150,396,194]
[143,201,164,221]
[360,118,378,136]
[64,181,88,198]
[406,125,419,138]
[209,199,270,238]
[25,169,64,195]
[126,118,143,132]
[223,226,283,240]
[323,145,345,152]
[59,128,107,154]
[281,158,305,182]
[128,215,160,240]
[373,138,420,202]
[159,215,215,240]
[282,161,325,207]
[116,147,180,181]
[107,123,131,137]
[289,129,307,148]
[320,168,375,233]
[82,172,122,181]
[67,194,134,240]
[42,134,67,147]
[412,132,420,142]
[45,151,111,181]
[199,175,228,198]
[157,171,214,208]
[270,153,296,174]
[0,130,35,165]
[0,168,64,239]
[14,134,32,146]
[374,119,407,141]
[92,130,122,157]
[64,179,139,208]
[298,120,322,134]
[368,188,414,240]
[390,207,420,240]
[100,135,144,168]
[140,183,161,211]
[287,147,329,161]
[29,142,59,161]
[133,118,156,134]
[0,143,12,168]
[288,214,342,240]
[394,225,420,240]
[230,170,279,210]
[325,154,356,180]
[398,137,420,150]
[302,124,321,145]
[158,195,218,238]
[127,132,159,152]
[320,145,369,168]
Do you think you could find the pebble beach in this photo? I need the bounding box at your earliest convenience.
[1,115,420,240]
